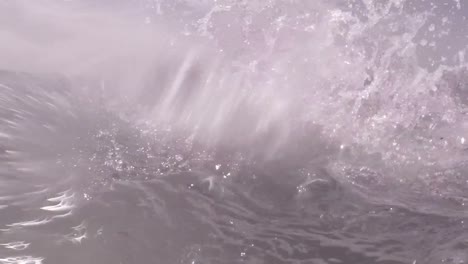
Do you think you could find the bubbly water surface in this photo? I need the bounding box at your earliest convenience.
[0,0,468,263]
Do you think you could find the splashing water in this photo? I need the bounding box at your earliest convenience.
[0,0,467,263]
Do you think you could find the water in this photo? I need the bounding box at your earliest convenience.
[0,0,468,263]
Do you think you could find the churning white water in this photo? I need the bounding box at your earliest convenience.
[0,0,467,263]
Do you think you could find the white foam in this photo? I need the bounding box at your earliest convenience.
[1,241,30,251]
[0,83,14,92]
[69,233,87,244]
[51,210,73,219]
[7,218,50,227]
[46,190,73,202]
[41,191,75,212]
[71,221,87,232]
[65,222,87,244]
[0,256,43,264]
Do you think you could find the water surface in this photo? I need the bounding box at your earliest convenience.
[1,0,468,263]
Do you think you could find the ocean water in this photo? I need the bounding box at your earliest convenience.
[0,0,467,263]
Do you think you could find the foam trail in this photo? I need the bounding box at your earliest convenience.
[0,256,43,264]
[1,241,30,251]
[7,218,51,228]
[41,191,75,212]
[51,210,73,219]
